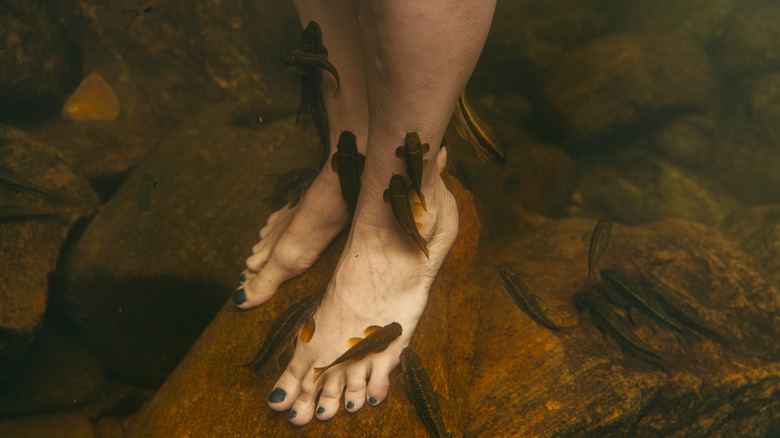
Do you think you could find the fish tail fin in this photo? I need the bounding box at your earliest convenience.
[312,366,327,382]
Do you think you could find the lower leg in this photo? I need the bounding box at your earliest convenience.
[268,0,496,426]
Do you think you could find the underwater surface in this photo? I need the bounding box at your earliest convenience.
[1,0,780,436]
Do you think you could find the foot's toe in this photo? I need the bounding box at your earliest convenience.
[316,372,346,421]
[365,361,392,406]
[343,363,369,413]
[268,361,307,411]
[246,248,270,271]
[236,261,287,309]
[288,372,319,426]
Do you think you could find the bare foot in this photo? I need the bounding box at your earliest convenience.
[266,162,459,425]
[235,168,350,308]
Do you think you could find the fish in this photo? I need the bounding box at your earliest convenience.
[601,269,697,341]
[121,0,171,29]
[587,219,612,281]
[498,266,568,330]
[242,294,322,372]
[574,287,670,370]
[0,166,62,203]
[268,167,319,211]
[0,205,66,224]
[400,347,452,438]
[383,174,429,259]
[641,276,729,344]
[312,322,402,382]
[451,90,506,163]
[330,131,365,215]
[395,132,429,211]
[280,50,340,89]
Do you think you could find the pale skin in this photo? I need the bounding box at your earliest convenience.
[236,0,496,426]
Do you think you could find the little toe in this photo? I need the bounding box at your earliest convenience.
[343,363,369,413]
[316,373,346,421]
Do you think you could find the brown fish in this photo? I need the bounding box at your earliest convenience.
[451,90,506,163]
[383,174,429,259]
[587,219,612,280]
[400,347,452,438]
[312,322,402,382]
[330,131,365,215]
[280,50,340,89]
[395,132,429,211]
[242,294,321,372]
[498,266,569,331]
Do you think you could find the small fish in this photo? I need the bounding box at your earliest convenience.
[121,0,170,29]
[330,131,365,215]
[395,132,429,211]
[383,174,429,259]
[641,276,729,344]
[242,294,322,372]
[280,50,340,89]
[313,322,402,382]
[451,90,506,163]
[268,167,318,211]
[601,269,697,341]
[400,347,452,438]
[587,219,612,281]
[498,266,568,330]
[0,166,62,203]
[0,205,66,224]
[574,287,670,370]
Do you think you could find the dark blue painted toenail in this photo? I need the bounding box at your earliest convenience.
[289,410,297,419]
[346,401,355,409]
[240,273,246,282]
[369,397,378,405]
[233,289,247,305]
[268,387,286,403]
[316,406,325,415]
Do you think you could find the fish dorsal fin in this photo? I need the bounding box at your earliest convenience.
[422,142,430,154]
[348,337,363,346]
[532,292,548,311]
[415,221,423,231]
[423,159,428,170]
[358,153,365,174]
[581,231,592,241]
[299,316,316,343]
[395,146,405,159]
[330,154,339,173]
[363,325,382,336]
[383,189,390,204]
[605,333,623,352]
[500,284,513,302]
[411,202,425,217]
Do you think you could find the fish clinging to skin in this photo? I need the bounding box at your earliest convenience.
[395,132,429,211]
[498,266,569,331]
[242,294,322,372]
[400,347,452,438]
[312,322,403,382]
[383,174,429,259]
[330,131,365,215]
[587,219,612,281]
[451,90,506,163]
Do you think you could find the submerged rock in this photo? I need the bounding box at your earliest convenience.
[467,218,780,437]
[576,147,739,226]
[611,0,735,45]
[712,5,780,79]
[63,73,120,122]
[0,125,99,385]
[544,34,717,145]
[724,205,780,288]
[126,175,481,438]
[57,102,324,386]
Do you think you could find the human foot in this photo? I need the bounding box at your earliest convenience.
[236,168,350,309]
[266,166,459,426]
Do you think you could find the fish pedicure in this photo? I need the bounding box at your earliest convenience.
[268,387,286,403]
[233,289,247,305]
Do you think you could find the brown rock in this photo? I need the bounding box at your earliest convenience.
[126,175,481,438]
[467,218,780,437]
[544,34,717,145]
[612,0,736,44]
[57,102,323,385]
[724,205,780,288]
[0,412,96,438]
[713,6,780,78]
[0,125,99,384]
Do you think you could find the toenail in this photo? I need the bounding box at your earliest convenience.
[346,401,355,409]
[316,406,325,415]
[240,273,246,282]
[369,397,377,405]
[233,289,247,305]
[289,410,298,419]
[268,388,286,403]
